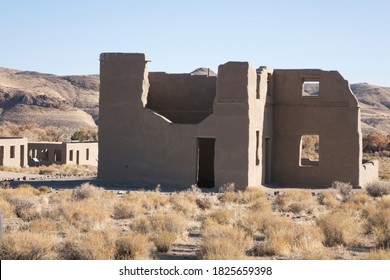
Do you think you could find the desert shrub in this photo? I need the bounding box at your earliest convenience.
[365,181,390,197]
[186,184,202,193]
[219,191,243,204]
[196,197,213,210]
[113,200,143,220]
[332,181,353,201]
[7,196,40,221]
[208,209,235,225]
[28,217,58,232]
[38,186,51,194]
[200,221,252,260]
[169,192,197,215]
[256,215,295,256]
[364,208,390,247]
[316,211,362,247]
[238,209,273,236]
[131,216,152,234]
[0,180,11,189]
[62,198,110,231]
[0,230,55,259]
[340,192,374,212]
[148,192,170,210]
[218,182,235,193]
[0,196,12,217]
[151,231,177,253]
[253,221,326,259]
[58,229,117,260]
[14,184,40,196]
[115,233,151,260]
[317,191,341,208]
[379,196,390,209]
[364,249,390,260]
[149,212,187,239]
[71,183,103,200]
[274,191,317,214]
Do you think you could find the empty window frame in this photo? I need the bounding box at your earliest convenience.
[10,146,15,158]
[41,149,49,161]
[86,148,89,161]
[54,149,62,162]
[69,150,73,161]
[302,79,320,97]
[300,135,319,166]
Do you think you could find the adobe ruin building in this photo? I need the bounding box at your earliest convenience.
[28,141,98,167]
[98,53,378,190]
[0,137,28,168]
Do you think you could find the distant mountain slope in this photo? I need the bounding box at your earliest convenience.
[0,67,389,136]
[351,83,390,135]
[0,67,99,132]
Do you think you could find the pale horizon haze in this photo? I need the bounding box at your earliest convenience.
[0,0,389,86]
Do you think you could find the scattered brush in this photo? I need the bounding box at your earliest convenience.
[274,190,317,214]
[151,231,177,253]
[71,183,103,200]
[115,233,151,260]
[365,181,390,198]
[0,230,56,260]
[200,220,252,260]
[316,211,362,247]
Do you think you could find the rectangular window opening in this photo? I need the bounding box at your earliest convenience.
[10,146,15,158]
[41,149,49,161]
[256,75,260,99]
[197,138,215,188]
[69,150,73,161]
[86,148,89,161]
[300,135,320,166]
[302,80,320,97]
[255,130,260,166]
[54,149,62,162]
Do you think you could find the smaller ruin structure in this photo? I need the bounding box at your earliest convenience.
[0,137,28,168]
[28,141,98,166]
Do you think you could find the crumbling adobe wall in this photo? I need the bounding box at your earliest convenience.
[147,72,216,124]
[271,70,362,187]
[98,53,256,189]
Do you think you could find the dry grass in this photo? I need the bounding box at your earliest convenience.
[317,191,341,208]
[316,211,362,247]
[151,231,177,253]
[365,181,390,197]
[208,209,235,225]
[71,183,103,200]
[0,164,97,176]
[2,183,390,260]
[274,190,317,214]
[149,212,187,240]
[200,220,252,260]
[364,249,390,260]
[115,233,151,260]
[364,207,390,248]
[0,230,56,259]
[58,228,117,260]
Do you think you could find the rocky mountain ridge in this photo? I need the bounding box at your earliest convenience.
[0,67,389,135]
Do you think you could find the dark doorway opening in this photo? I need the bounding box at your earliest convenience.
[20,145,25,167]
[0,146,4,166]
[76,150,80,165]
[197,138,215,188]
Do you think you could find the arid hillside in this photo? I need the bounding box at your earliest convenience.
[0,67,389,136]
[0,67,98,137]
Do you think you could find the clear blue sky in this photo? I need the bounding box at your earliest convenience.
[1,0,389,86]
